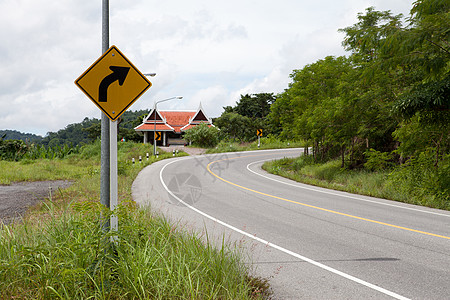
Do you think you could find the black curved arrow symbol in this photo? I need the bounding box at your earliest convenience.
[98,66,130,102]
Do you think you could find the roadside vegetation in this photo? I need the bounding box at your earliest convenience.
[263,154,449,210]
[0,141,269,299]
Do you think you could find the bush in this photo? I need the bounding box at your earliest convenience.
[292,154,315,171]
[387,150,450,209]
[364,149,394,171]
[0,139,28,161]
[184,123,220,148]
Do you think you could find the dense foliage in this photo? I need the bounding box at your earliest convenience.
[183,123,220,148]
[265,0,449,204]
[0,138,80,161]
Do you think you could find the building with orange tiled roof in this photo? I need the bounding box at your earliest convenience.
[134,103,213,146]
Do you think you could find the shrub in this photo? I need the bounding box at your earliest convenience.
[292,154,315,171]
[364,149,394,171]
[0,139,28,161]
[387,150,450,209]
[184,123,220,148]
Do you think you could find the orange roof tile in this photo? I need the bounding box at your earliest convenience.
[135,123,174,131]
[160,111,196,126]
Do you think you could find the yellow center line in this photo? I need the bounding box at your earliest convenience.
[207,156,450,240]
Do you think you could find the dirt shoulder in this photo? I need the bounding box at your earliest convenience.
[0,180,72,225]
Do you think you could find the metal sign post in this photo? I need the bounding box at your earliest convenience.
[75,0,152,236]
[101,0,110,231]
[257,129,262,148]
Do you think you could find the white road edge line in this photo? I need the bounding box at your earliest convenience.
[159,157,410,300]
[247,158,450,218]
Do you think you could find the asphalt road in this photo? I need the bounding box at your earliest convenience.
[132,149,450,299]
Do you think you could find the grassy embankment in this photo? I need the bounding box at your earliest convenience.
[0,141,269,299]
[262,154,449,210]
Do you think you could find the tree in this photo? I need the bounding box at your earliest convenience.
[214,112,254,142]
[270,56,372,165]
[234,93,275,119]
[215,93,275,142]
[339,1,449,166]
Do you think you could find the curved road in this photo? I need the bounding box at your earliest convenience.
[132,149,450,299]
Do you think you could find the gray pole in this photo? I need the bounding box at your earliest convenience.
[154,103,157,156]
[100,0,110,228]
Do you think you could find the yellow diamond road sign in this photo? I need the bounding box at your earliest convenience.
[75,45,152,121]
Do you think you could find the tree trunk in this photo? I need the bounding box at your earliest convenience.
[434,133,443,168]
[350,138,354,167]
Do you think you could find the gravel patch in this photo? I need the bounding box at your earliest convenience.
[0,180,72,225]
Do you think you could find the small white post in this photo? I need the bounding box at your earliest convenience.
[110,120,118,241]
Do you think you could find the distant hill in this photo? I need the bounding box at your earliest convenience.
[1,110,150,147]
[0,130,43,143]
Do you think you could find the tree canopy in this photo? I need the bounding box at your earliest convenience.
[215,93,276,142]
[269,0,448,168]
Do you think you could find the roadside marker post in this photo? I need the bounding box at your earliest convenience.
[257,129,263,148]
[110,120,118,237]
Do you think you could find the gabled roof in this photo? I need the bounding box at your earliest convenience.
[134,103,213,134]
[146,109,164,123]
[189,103,212,124]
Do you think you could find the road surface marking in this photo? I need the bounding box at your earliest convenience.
[247,158,450,218]
[207,157,450,240]
[160,157,410,300]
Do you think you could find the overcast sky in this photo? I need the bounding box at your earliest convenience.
[1,0,414,136]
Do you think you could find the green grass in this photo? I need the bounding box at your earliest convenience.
[262,155,447,209]
[0,141,269,299]
[0,202,260,299]
[0,159,92,185]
